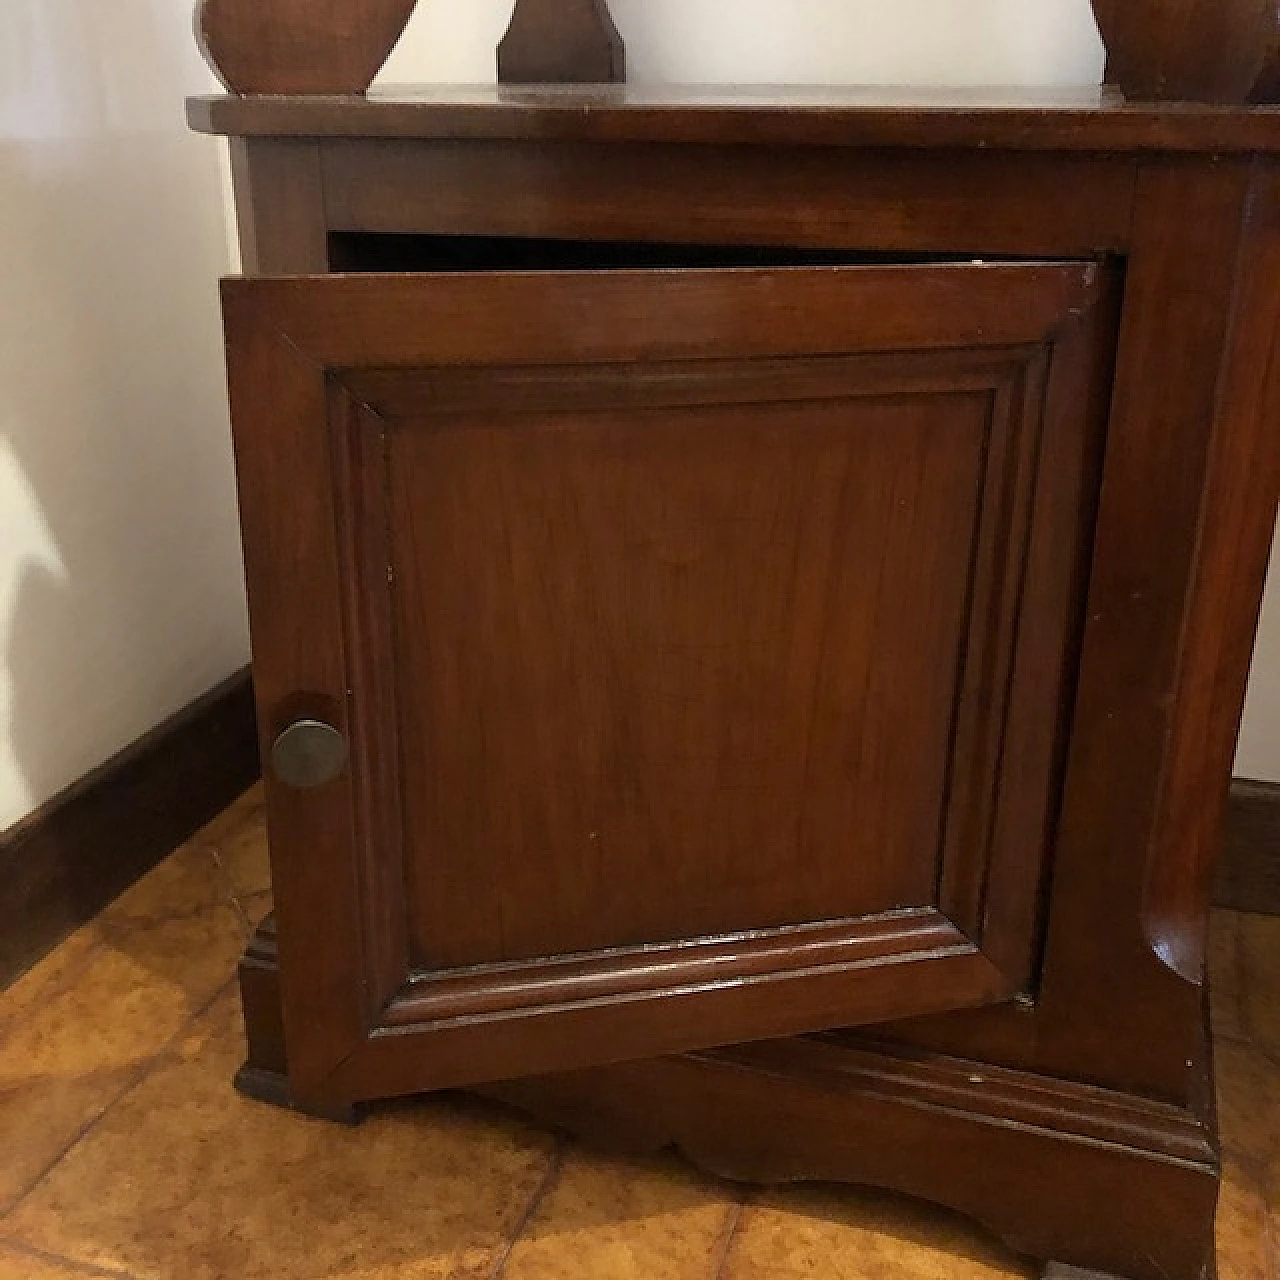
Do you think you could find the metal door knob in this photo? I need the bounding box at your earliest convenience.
[271,720,347,790]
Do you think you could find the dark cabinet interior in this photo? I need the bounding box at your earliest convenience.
[326,230,981,272]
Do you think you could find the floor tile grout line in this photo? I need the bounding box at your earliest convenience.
[1,1234,141,1279]
[484,1139,566,1280]
[0,1057,156,1223]
[0,975,241,1224]
[207,844,257,943]
[709,1197,747,1280]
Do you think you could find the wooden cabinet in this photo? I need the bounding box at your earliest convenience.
[193,88,1280,1280]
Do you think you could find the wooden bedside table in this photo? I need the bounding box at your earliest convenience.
[189,7,1280,1277]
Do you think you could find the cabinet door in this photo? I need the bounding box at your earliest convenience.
[222,262,1115,1107]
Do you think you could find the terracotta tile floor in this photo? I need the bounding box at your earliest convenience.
[0,785,1277,1279]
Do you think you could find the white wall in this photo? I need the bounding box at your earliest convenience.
[381,0,1105,86]
[0,0,249,829]
[1,0,1276,833]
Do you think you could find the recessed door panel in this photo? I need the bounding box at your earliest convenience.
[392,391,989,969]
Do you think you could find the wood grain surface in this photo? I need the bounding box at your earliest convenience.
[195,0,417,94]
[189,86,1280,154]
[219,258,1110,1102]
[1091,0,1274,101]
[498,0,625,84]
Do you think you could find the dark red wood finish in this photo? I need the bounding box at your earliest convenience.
[190,85,1280,155]
[194,0,417,95]
[498,0,625,84]
[1092,0,1274,101]
[200,90,1280,1280]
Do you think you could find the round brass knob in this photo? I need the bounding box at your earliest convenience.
[271,720,347,790]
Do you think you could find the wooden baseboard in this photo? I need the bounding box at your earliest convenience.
[0,669,260,988]
[1217,779,1280,915]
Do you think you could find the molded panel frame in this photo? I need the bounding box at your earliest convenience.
[221,262,1115,1106]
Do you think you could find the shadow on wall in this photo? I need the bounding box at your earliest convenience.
[0,0,249,830]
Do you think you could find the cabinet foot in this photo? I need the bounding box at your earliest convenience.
[234,1061,362,1126]
[1044,1265,1215,1280]
[234,914,361,1126]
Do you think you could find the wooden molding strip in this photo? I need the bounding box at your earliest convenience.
[1217,777,1280,914]
[0,669,260,988]
[189,90,1280,155]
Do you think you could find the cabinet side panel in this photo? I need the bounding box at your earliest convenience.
[853,158,1266,1105]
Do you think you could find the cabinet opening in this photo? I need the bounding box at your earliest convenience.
[327,232,976,274]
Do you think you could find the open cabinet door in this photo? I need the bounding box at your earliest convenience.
[221,260,1115,1109]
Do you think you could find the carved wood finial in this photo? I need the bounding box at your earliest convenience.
[195,0,418,95]
[498,0,626,84]
[1090,0,1275,102]
[193,0,1280,104]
